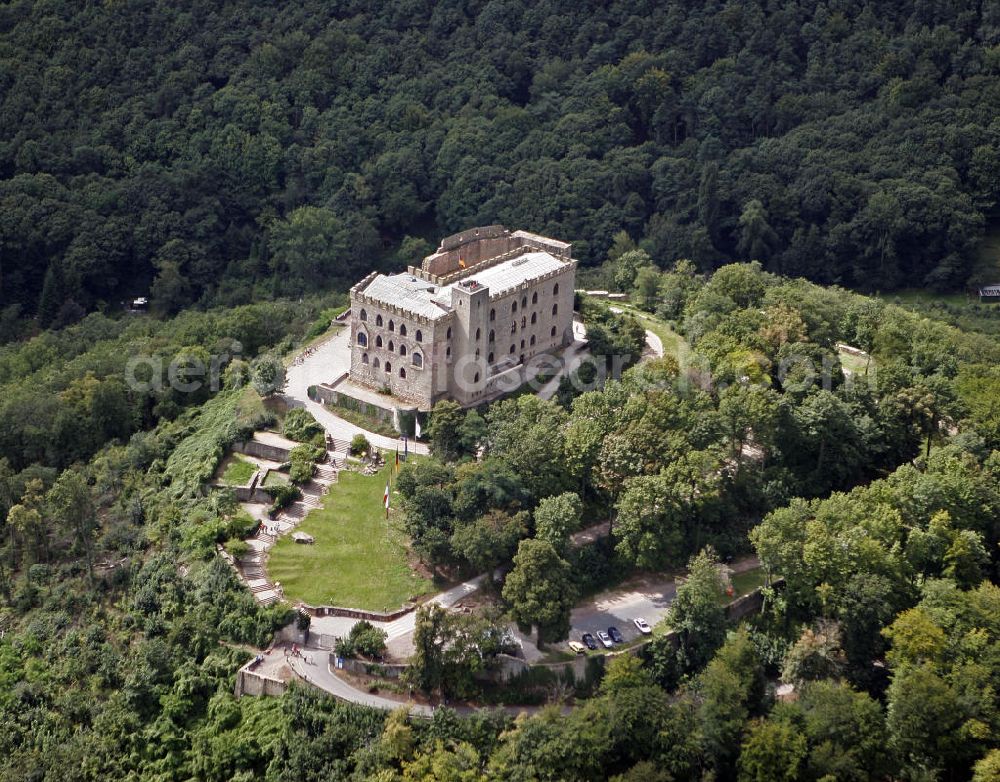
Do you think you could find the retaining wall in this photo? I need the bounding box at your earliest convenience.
[235,663,289,698]
[234,439,292,463]
[333,654,410,679]
[298,602,417,623]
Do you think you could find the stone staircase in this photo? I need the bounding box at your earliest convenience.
[229,449,342,606]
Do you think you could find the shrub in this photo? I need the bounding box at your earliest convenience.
[334,620,388,659]
[267,483,301,515]
[350,433,370,456]
[283,407,325,443]
[288,442,324,482]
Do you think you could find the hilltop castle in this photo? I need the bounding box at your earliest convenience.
[348,226,577,409]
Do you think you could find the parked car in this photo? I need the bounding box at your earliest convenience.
[633,617,653,635]
[581,633,598,650]
[608,626,624,644]
[596,631,613,649]
[568,641,586,654]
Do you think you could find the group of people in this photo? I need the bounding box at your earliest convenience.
[292,346,318,366]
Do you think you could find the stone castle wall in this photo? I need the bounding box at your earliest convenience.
[421,226,571,280]
[346,228,576,412]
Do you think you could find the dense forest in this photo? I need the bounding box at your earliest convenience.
[2,1,1000,779]
[0,259,998,779]
[2,0,1000,334]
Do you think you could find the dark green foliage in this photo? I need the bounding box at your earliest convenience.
[2,0,995,334]
[288,443,322,484]
[267,483,302,515]
[334,620,388,660]
[282,407,325,447]
[349,433,370,456]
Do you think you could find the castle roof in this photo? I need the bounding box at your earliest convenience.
[447,251,567,297]
[359,251,570,318]
[361,274,453,320]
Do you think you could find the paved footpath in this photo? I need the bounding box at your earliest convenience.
[282,644,549,718]
[283,327,430,455]
[274,553,759,715]
[308,573,489,641]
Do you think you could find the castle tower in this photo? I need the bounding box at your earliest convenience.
[448,279,490,404]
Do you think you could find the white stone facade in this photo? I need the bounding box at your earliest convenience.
[348,227,577,410]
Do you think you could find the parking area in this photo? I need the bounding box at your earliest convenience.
[569,575,679,646]
[563,557,763,653]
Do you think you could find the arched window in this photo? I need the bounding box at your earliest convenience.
[520,339,525,349]
[509,344,516,354]
[475,348,480,358]
[512,301,518,313]
[447,327,452,339]
[475,328,481,341]
[550,326,557,337]
[399,324,407,336]
[531,312,537,324]
[376,314,383,327]
[530,335,536,346]
[357,331,368,347]
[415,329,422,342]
[532,292,538,305]
[373,357,380,369]
[413,352,422,367]
[521,316,526,329]
[388,340,394,352]
[488,352,494,363]
[488,329,495,343]
[489,308,495,321]
[521,295,527,309]
[511,321,517,334]
[385,362,392,373]
[360,309,368,322]
[400,344,407,357]
[446,346,451,358]
[552,304,558,316]
[553,283,559,296]
[474,372,480,383]
[388,320,395,332]
[399,367,406,378]
[362,352,369,364]
[376,335,383,348]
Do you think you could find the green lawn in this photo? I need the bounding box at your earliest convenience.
[266,462,433,612]
[220,455,256,486]
[604,300,691,367]
[880,288,1000,337]
[725,567,766,604]
[636,311,690,367]
[837,346,874,376]
[263,469,289,487]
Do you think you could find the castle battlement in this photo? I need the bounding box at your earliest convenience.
[345,227,577,410]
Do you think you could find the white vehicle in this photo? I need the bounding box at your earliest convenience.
[596,631,614,649]
[633,617,653,635]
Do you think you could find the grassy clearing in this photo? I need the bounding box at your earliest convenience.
[837,346,873,376]
[603,300,691,367]
[220,455,256,486]
[881,288,1000,337]
[266,461,433,612]
[263,470,289,488]
[725,567,766,604]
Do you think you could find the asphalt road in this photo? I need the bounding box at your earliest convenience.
[567,556,761,646]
